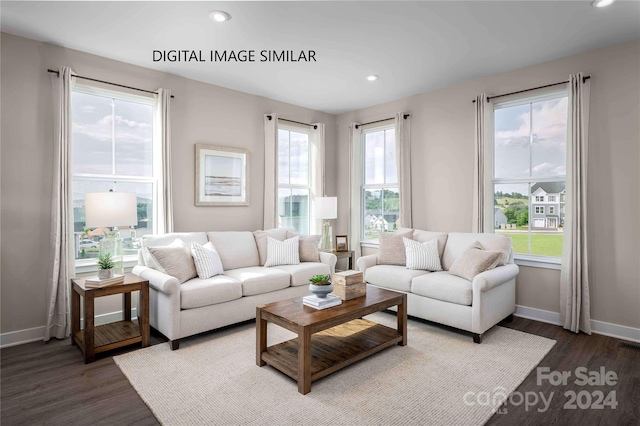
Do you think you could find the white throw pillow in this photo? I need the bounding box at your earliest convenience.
[191,241,224,279]
[403,237,443,271]
[264,235,300,267]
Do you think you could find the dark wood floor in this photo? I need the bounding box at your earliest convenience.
[1,317,638,425]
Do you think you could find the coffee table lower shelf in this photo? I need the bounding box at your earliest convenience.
[261,318,402,383]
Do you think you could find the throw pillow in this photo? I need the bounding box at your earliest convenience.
[377,229,414,266]
[148,239,197,284]
[448,241,503,281]
[264,235,300,267]
[479,237,512,266]
[253,228,291,266]
[191,241,224,279]
[403,237,443,271]
[286,231,321,262]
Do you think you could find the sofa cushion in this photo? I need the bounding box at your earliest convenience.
[442,233,512,271]
[377,229,414,266]
[287,231,321,262]
[191,241,224,279]
[403,237,442,271]
[412,230,448,259]
[271,262,331,287]
[478,237,512,266]
[224,267,291,296]
[148,239,197,284]
[411,271,473,306]
[253,228,291,266]
[449,241,503,281]
[207,231,260,270]
[364,264,428,292]
[180,276,242,309]
[141,232,208,269]
[265,236,300,267]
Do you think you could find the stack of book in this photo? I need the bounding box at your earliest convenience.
[303,294,342,310]
[85,274,125,288]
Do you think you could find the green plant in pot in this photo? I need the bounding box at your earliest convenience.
[309,274,333,298]
[97,253,115,279]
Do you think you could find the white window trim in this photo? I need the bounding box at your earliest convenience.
[360,120,397,244]
[484,89,568,268]
[72,83,159,273]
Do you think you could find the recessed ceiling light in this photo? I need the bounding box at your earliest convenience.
[366,75,378,81]
[592,0,615,7]
[210,11,231,22]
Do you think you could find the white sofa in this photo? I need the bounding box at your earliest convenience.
[132,231,337,349]
[357,231,518,343]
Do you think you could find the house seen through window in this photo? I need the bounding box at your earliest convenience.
[492,92,567,258]
[362,124,398,241]
[71,84,159,263]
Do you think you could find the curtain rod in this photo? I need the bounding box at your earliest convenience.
[355,114,410,129]
[47,69,175,98]
[266,115,318,129]
[472,76,590,103]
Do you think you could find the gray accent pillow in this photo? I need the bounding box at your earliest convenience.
[377,229,414,266]
[448,241,502,281]
[148,239,197,284]
[286,231,321,262]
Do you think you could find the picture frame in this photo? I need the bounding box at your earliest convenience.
[335,235,349,252]
[195,144,250,206]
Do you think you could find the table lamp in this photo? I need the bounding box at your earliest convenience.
[314,197,337,251]
[85,191,138,275]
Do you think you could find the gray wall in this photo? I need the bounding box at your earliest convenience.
[0,33,337,334]
[336,39,640,329]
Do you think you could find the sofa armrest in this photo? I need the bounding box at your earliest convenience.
[132,265,180,295]
[356,254,378,274]
[319,251,338,274]
[472,264,519,293]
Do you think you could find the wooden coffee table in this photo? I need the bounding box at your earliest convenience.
[256,286,407,394]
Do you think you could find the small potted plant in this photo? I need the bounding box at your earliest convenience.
[97,253,115,279]
[309,274,333,298]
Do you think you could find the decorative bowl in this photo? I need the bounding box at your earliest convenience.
[309,283,334,298]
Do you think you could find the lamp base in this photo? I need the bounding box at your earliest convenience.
[319,220,333,252]
[100,229,124,275]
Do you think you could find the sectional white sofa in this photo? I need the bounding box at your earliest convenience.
[357,230,519,343]
[132,230,337,349]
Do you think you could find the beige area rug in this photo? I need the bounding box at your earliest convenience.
[114,312,555,426]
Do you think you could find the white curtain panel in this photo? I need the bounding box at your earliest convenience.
[310,123,326,235]
[472,94,488,233]
[560,73,591,334]
[349,123,363,258]
[45,66,75,341]
[156,88,173,233]
[263,114,279,229]
[395,112,412,228]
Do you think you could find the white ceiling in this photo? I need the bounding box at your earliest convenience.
[2,1,639,114]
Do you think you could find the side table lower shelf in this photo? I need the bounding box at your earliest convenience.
[72,320,143,355]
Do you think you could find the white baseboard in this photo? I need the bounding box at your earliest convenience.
[515,305,640,343]
[0,308,138,349]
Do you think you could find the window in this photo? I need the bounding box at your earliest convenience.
[362,124,398,241]
[72,84,159,264]
[278,125,310,234]
[490,91,567,258]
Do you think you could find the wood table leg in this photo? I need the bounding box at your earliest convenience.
[71,287,80,347]
[139,284,150,347]
[298,325,312,395]
[83,292,95,363]
[123,292,132,322]
[256,307,266,367]
[398,294,407,346]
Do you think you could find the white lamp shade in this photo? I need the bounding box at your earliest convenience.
[85,192,138,228]
[314,197,337,220]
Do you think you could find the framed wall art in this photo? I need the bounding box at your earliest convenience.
[195,144,250,206]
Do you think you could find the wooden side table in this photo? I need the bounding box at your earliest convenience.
[333,250,354,271]
[71,273,150,363]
